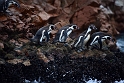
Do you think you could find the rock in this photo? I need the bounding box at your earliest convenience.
[97,12,119,35]
[0,15,8,21]
[0,23,5,28]
[0,42,4,49]
[7,59,23,64]
[100,5,114,15]
[101,0,124,33]
[38,12,50,21]
[14,48,23,55]
[0,34,8,41]
[54,20,70,29]
[23,60,31,66]
[108,38,120,52]
[31,15,43,26]
[66,37,73,44]
[0,58,5,64]
[71,6,99,29]
[37,49,50,63]
[15,41,23,48]
[115,0,124,12]
[26,33,33,39]
[18,38,30,44]
[44,3,57,13]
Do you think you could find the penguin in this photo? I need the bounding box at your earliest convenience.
[88,32,112,50]
[53,24,78,43]
[31,24,55,44]
[72,24,97,51]
[0,0,20,13]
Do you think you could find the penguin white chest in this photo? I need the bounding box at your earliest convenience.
[83,34,90,45]
[59,30,65,42]
[67,30,72,36]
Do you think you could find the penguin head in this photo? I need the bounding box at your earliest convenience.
[7,0,20,8]
[48,24,55,34]
[68,24,78,30]
[102,36,111,40]
[49,24,55,30]
[88,24,97,30]
[72,25,78,29]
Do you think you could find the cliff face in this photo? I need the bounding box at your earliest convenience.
[0,0,123,40]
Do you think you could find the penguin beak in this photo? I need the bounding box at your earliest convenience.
[14,2,20,8]
[11,1,20,8]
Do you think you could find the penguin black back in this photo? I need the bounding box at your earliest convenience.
[88,32,112,50]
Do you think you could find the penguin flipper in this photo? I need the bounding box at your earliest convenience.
[98,37,102,50]
[44,31,50,42]
[63,30,68,42]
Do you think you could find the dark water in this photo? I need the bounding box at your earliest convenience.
[116,33,124,53]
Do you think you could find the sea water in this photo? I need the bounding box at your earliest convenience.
[116,33,124,52]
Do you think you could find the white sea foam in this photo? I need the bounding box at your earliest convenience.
[85,78,101,83]
[24,78,124,83]
[115,80,124,83]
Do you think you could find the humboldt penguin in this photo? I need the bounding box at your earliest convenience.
[0,0,20,13]
[88,32,112,50]
[72,24,97,51]
[53,24,78,43]
[31,24,55,44]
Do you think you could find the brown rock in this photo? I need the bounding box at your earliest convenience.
[37,49,50,63]
[0,15,8,21]
[44,3,57,13]
[31,15,43,26]
[7,59,23,64]
[98,12,119,35]
[38,12,51,21]
[71,6,99,28]
[54,0,61,7]
[108,38,120,52]
[18,38,30,44]
[55,20,70,29]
